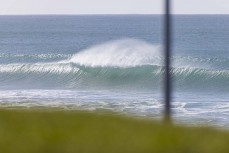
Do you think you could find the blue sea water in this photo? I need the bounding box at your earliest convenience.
[0,15,229,127]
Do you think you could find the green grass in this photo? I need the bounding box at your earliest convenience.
[0,109,229,153]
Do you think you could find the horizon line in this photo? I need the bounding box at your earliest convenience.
[0,13,229,16]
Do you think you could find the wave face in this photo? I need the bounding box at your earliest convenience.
[0,39,229,91]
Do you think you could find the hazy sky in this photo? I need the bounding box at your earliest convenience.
[1,0,229,15]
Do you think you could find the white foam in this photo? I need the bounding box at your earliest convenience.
[65,39,162,67]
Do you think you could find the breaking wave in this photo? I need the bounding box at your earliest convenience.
[0,39,229,91]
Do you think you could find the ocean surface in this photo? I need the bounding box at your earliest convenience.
[0,15,229,127]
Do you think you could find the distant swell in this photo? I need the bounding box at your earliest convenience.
[0,39,229,91]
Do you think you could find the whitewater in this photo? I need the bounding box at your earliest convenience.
[1,15,229,127]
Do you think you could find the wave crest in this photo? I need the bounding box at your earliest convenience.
[65,39,162,67]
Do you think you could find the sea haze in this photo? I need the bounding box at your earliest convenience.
[0,15,229,127]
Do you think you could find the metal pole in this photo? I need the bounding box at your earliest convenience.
[164,0,172,121]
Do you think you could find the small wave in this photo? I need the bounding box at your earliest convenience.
[0,63,79,74]
[0,53,71,64]
[173,56,229,70]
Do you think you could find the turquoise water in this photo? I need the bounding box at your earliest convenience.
[0,15,229,127]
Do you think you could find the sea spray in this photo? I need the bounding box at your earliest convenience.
[66,39,162,67]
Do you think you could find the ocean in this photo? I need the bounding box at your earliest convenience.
[0,15,229,127]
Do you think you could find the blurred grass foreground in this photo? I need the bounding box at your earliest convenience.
[0,109,229,153]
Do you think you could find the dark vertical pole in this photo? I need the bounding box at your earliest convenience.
[164,0,172,121]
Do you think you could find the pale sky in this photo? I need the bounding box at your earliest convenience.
[0,0,229,15]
